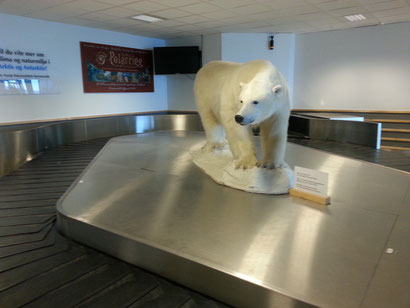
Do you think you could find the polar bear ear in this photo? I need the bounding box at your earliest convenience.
[272,85,282,95]
[239,82,246,88]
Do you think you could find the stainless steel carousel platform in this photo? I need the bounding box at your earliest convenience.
[57,130,410,308]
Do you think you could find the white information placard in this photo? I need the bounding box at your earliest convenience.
[294,166,329,197]
[0,46,59,95]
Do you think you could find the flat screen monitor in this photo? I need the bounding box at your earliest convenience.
[153,46,201,75]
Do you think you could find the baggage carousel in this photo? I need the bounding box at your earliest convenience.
[57,130,410,308]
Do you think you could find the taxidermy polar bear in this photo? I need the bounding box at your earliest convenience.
[194,59,291,170]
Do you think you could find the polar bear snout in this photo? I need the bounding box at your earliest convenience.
[235,115,244,124]
[235,114,255,126]
[235,114,255,125]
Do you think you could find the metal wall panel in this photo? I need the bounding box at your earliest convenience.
[0,115,203,177]
[289,115,381,148]
[0,113,380,177]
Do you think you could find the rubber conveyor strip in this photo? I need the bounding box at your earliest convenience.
[0,137,228,308]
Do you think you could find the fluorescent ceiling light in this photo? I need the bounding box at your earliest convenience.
[131,14,163,23]
[344,14,366,22]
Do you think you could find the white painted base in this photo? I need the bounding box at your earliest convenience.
[191,145,293,195]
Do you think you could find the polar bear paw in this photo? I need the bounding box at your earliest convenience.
[234,156,258,170]
[256,160,284,169]
[203,141,228,152]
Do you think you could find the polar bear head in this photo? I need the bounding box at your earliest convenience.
[235,75,285,126]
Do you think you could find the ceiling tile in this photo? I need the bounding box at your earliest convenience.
[200,9,237,19]
[153,8,192,18]
[297,12,333,21]
[328,6,366,16]
[179,2,220,14]
[233,20,272,28]
[364,0,408,12]
[98,6,139,17]
[306,0,338,3]
[151,0,201,7]
[378,14,410,23]
[173,23,202,31]
[63,0,114,11]
[278,4,320,16]
[315,0,362,11]
[44,5,90,16]
[194,20,227,28]
[248,10,284,21]
[0,0,51,11]
[351,17,380,25]
[59,16,97,26]
[230,4,272,15]
[1,0,408,39]
[122,1,169,13]
[294,25,322,33]
[154,27,185,34]
[176,14,211,23]
[155,19,186,27]
[25,6,88,19]
[189,28,219,35]
[176,31,199,37]
[112,18,146,26]
[269,22,311,33]
[358,0,397,4]
[250,25,281,32]
[302,14,342,25]
[26,0,74,8]
[24,11,67,21]
[373,7,410,17]
[0,4,33,15]
[80,12,118,22]
[132,22,163,30]
[96,0,137,5]
[320,22,352,30]
[264,0,308,10]
[217,15,256,25]
[214,25,243,32]
[268,15,297,25]
[206,0,255,9]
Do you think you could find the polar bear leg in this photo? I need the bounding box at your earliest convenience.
[258,117,288,169]
[199,109,226,151]
[225,124,257,169]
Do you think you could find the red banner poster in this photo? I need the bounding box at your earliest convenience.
[80,42,154,93]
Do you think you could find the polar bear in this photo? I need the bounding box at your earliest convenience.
[194,60,290,170]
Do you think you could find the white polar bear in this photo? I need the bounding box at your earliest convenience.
[194,60,290,170]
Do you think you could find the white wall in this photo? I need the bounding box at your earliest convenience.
[293,22,410,111]
[166,33,296,111]
[221,33,295,93]
[165,35,202,111]
[0,14,167,124]
[202,33,221,65]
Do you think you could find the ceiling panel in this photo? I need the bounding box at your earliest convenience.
[178,2,220,14]
[0,0,408,39]
[65,0,114,11]
[98,6,139,17]
[152,8,192,19]
[122,1,168,13]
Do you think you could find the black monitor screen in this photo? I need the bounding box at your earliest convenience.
[153,46,201,75]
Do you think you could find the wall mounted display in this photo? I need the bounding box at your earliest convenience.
[80,42,154,93]
[0,47,59,95]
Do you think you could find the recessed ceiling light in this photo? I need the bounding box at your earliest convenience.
[344,14,366,22]
[131,14,163,23]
